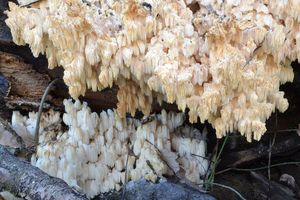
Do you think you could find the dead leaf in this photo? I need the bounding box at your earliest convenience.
[280,174,296,189]
[18,0,41,6]
[0,191,23,200]
[297,124,300,137]
[160,148,180,174]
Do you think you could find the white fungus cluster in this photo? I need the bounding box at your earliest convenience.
[12,99,209,198]
[11,110,61,147]
[5,0,298,141]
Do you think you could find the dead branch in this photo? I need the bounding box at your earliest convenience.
[0,144,88,200]
[250,172,296,200]
[0,116,25,149]
[219,131,300,168]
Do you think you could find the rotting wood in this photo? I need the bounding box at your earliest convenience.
[219,132,300,168]
[0,50,177,113]
[0,51,60,112]
[250,172,296,200]
[0,51,50,99]
[0,144,89,200]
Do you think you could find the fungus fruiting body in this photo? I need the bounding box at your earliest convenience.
[13,99,209,198]
[5,0,299,141]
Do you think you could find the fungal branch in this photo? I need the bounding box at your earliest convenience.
[4,0,298,140]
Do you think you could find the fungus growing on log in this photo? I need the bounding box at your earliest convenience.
[13,99,209,198]
[4,0,298,141]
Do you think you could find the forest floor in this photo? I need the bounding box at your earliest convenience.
[212,141,300,200]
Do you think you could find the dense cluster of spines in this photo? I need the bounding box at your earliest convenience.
[5,0,299,141]
[11,99,209,198]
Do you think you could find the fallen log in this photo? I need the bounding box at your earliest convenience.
[219,131,300,168]
[98,179,216,200]
[0,144,88,200]
[250,172,296,200]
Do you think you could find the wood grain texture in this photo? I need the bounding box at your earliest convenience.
[0,144,89,200]
[0,51,50,98]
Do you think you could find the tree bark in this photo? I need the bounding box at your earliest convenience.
[0,144,89,200]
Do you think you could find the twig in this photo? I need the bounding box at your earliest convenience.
[268,111,278,199]
[3,145,35,158]
[192,153,216,178]
[197,182,246,200]
[210,182,246,200]
[121,141,134,200]
[146,160,158,176]
[34,79,60,147]
[265,128,298,134]
[191,153,214,163]
[144,139,210,182]
[215,161,300,175]
[121,154,129,200]
[144,140,208,193]
[242,36,266,70]
[144,140,177,176]
[0,116,25,149]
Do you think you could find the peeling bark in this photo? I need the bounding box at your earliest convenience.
[0,144,88,200]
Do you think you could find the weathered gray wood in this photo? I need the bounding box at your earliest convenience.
[0,144,89,200]
[0,0,13,43]
[97,179,216,200]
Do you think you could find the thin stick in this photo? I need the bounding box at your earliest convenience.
[265,128,298,134]
[267,111,278,199]
[211,182,246,200]
[122,140,134,200]
[0,116,25,149]
[242,36,265,70]
[121,154,129,200]
[197,182,246,200]
[215,161,300,175]
[34,79,60,146]
[191,153,214,163]
[144,139,177,176]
